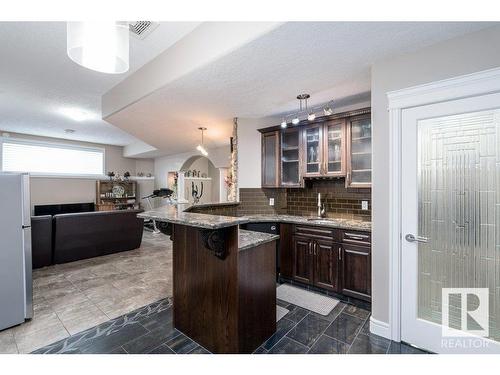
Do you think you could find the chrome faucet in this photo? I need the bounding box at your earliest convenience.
[317,193,326,218]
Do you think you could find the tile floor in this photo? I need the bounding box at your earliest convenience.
[0,230,172,354]
[1,228,427,355]
[34,297,427,354]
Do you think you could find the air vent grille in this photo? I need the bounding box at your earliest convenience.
[128,21,159,40]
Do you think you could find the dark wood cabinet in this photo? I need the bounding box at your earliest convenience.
[346,114,372,188]
[280,128,302,187]
[313,240,340,292]
[292,236,313,284]
[282,224,371,301]
[259,107,370,188]
[292,234,340,292]
[341,243,371,301]
[303,124,324,177]
[261,131,280,187]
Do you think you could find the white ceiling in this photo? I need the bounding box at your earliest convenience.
[105,22,495,156]
[0,21,200,146]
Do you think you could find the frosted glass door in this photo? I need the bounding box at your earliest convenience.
[401,92,500,353]
[304,125,322,176]
[417,109,500,341]
[325,120,345,176]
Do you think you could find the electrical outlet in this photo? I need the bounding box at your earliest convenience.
[361,200,369,210]
[269,198,275,206]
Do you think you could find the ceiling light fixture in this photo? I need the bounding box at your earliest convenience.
[283,95,334,126]
[196,127,208,156]
[59,107,96,122]
[66,21,129,74]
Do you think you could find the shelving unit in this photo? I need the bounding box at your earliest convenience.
[96,180,138,211]
[281,128,302,187]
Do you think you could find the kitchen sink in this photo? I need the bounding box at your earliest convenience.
[305,218,338,223]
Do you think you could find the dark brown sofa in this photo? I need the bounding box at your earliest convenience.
[52,210,144,264]
[31,209,144,268]
[31,215,53,269]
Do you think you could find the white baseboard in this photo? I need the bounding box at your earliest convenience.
[369,317,391,340]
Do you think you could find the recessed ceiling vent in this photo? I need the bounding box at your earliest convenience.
[128,21,159,40]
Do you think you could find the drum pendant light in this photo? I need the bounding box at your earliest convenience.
[67,21,129,74]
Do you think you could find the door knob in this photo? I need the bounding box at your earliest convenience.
[405,234,428,243]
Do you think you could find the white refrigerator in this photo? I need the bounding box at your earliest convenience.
[0,173,33,330]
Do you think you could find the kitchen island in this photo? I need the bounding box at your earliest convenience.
[138,207,279,354]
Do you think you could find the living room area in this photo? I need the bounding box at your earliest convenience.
[0,131,175,353]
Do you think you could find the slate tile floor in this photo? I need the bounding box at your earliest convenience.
[0,230,172,354]
[34,296,428,354]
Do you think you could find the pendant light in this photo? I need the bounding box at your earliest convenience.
[67,21,129,74]
[283,94,334,127]
[196,127,208,156]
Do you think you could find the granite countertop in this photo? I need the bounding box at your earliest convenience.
[139,202,371,232]
[137,204,248,230]
[239,229,279,251]
[243,214,371,232]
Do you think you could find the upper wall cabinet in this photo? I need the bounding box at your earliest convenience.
[325,120,347,177]
[303,124,324,177]
[280,128,302,187]
[261,131,280,188]
[302,120,346,178]
[260,108,371,188]
[346,115,372,188]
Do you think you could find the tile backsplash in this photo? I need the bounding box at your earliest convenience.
[286,179,371,220]
[237,188,287,215]
[238,179,371,221]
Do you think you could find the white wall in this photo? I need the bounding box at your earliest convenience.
[0,131,154,212]
[371,25,500,326]
[237,116,281,188]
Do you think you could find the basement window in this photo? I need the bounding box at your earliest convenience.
[1,139,105,177]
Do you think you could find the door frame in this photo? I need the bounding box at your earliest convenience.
[381,66,500,343]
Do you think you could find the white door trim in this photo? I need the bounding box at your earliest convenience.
[386,66,500,343]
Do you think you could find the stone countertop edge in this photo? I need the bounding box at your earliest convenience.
[239,229,279,252]
[138,202,371,232]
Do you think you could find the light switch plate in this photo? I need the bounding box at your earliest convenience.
[361,201,368,210]
[269,198,275,206]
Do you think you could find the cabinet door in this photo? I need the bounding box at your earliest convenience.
[324,120,346,177]
[281,128,302,187]
[303,124,323,177]
[313,240,340,292]
[292,236,313,284]
[261,131,279,187]
[346,115,372,188]
[341,244,371,301]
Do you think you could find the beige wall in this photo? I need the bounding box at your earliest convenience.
[0,132,154,212]
[371,25,500,325]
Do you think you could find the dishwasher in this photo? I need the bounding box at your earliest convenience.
[240,222,280,281]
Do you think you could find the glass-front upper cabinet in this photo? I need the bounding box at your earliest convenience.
[281,128,302,187]
[346,115,371,188]
[303,124,323,177]
[324,119,346,176]
[261,131,279,187]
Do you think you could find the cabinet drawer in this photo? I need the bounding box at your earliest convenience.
[294,225,340,241]
[342,230,371,246]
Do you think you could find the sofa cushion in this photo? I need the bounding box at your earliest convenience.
[53,209,144,264]
[31,215,53,269]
